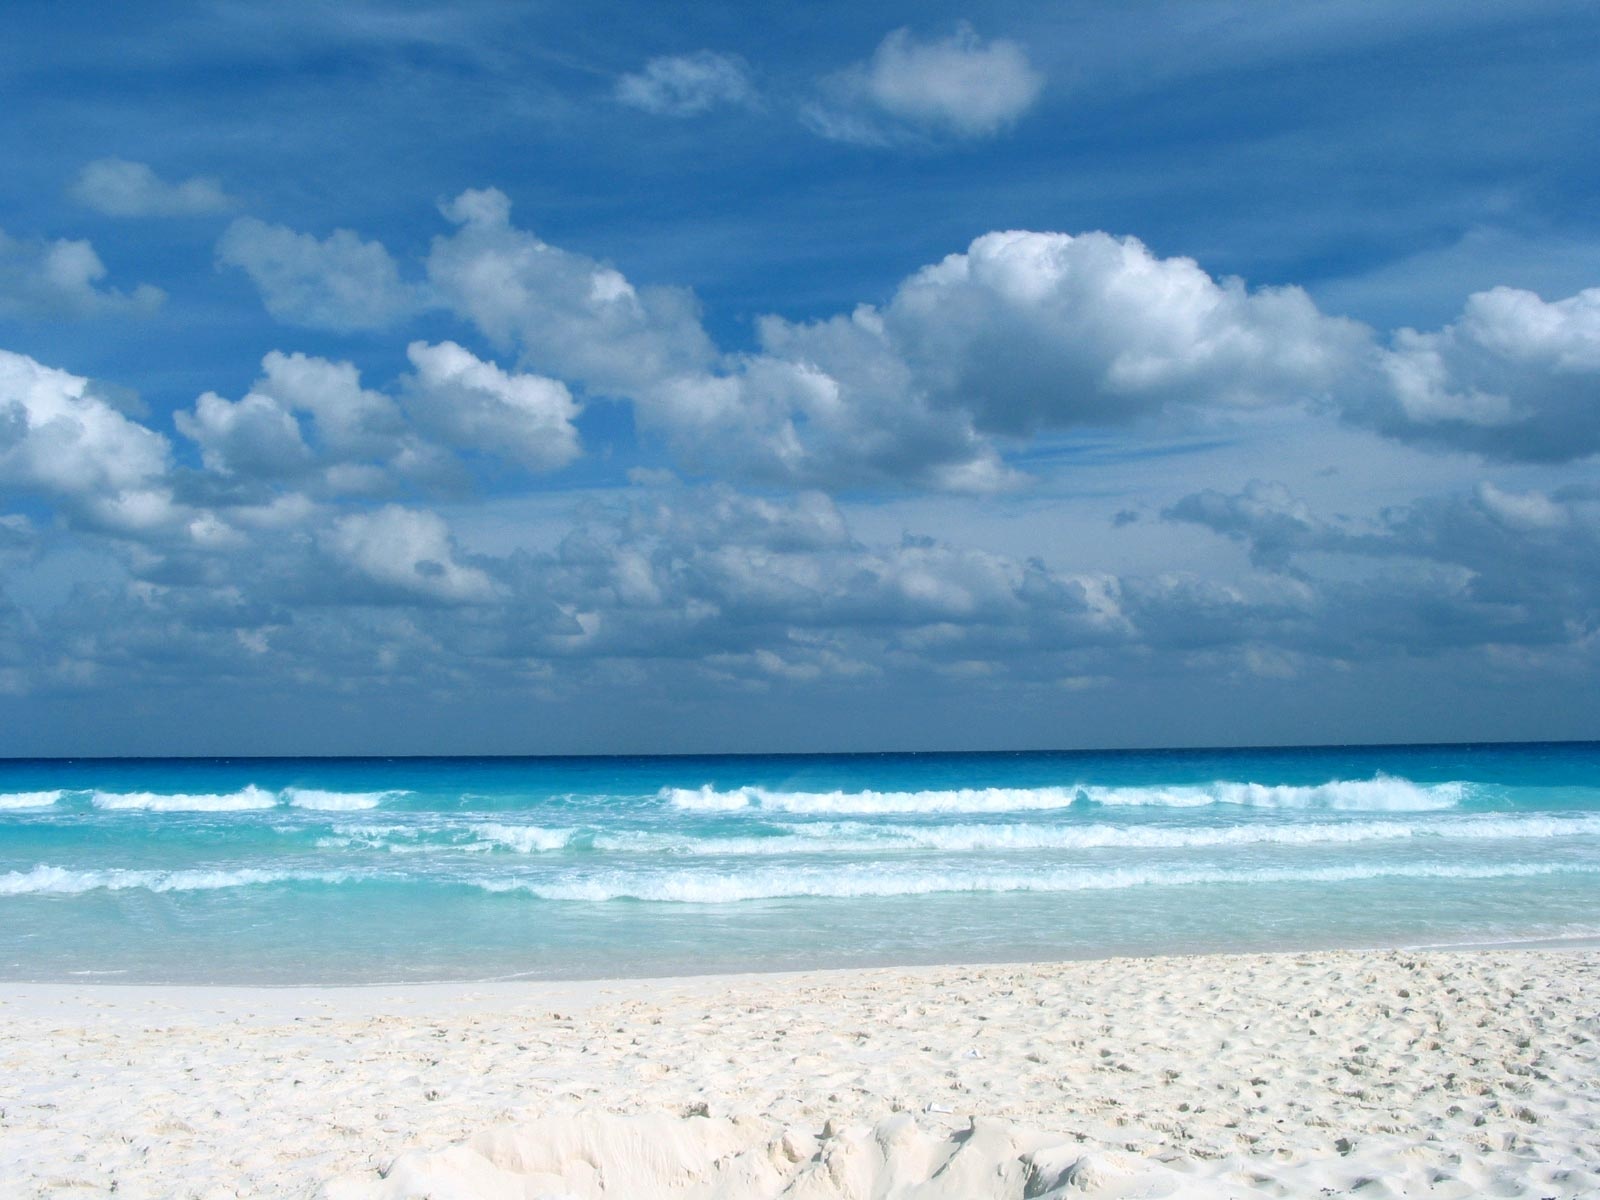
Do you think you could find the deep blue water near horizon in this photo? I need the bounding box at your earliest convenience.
[2,741,1598,984]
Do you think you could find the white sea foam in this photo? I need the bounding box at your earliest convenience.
[284,788,406,811]
[311,811,1600,859]
[90,785,280,812]
[619,813,1600,856]
[475,859,1599,904]
[0,864,350,896]
[663,784,1084,814]
[80,785,405,813]
[663,775,1467,815]
[332,823,425,840]
[474,824,580,853]
[1083,777,1467,811]
[0,790,64,809]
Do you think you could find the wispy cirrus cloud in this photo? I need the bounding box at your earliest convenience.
[69,158,234,218]
[614,51,757,117]
[804,24,1044,145]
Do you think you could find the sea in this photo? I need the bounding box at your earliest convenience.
[2,742,1597,984]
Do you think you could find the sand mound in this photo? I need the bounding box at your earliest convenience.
[322,1110,1191,1199]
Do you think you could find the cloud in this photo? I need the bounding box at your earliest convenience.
[1163,481,1325,569]
[1164,478,1600,650]
[70,158,233,217]
[0,348,177,533]
[614,51,756,116]
[425,188,715,394]
[646,309,1015,492]
[175,387,312,479]
[630,229,1366,489]
[247,350,409,462]
[216,216,422,332]
[403,340,581,471]
[523,486,1128,669]
[174,342,582,499]
[1354,285,1600,462]
[174,351,418,493]
[214,193,1600,490]
[425,197,1369,491]
[806,25,1044,144]
[3,442,1596,731]
[879,230,1370,434]
[322,505,498,605]
[0,227,164,319]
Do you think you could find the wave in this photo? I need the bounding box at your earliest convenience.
[91,785,281,812]
[304,811,1600,859]
[662,775,1466,815]
[0,864,351,896]
[475,823,581,853]
[284,788,407,811]
[474,860,1600,904]
[664,784,1084,814]
[617,812,1600,855]
[6,851,1592,901]
[83,786,406,813]
[0,790,63,809]
[1083,777,1466,811]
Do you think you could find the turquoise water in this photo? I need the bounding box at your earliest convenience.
[2,743,1598,983]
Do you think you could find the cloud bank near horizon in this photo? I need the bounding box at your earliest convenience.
[3,183,1598,750]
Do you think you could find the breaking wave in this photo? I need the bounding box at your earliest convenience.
[0,864,352,896]
[284,788,407,811]
[302,811,1600,858]
[616,812,1595,855]
[662,776,1466,815]
[0,790,63,809]
[474,859,1599,904]
[1083,778,1466,811]
[474,823,582,853]
[85,786,407,813]
[91,785,281,812]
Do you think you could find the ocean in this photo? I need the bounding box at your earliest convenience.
[2,742,1597,984]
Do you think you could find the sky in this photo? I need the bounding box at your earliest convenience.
[1,0,1598,755]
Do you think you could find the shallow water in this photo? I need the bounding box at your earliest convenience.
[3,742,1597,982]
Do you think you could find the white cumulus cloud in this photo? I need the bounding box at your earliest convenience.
[216,216,422,332]
[426,188,715,395]
[404,340,581,472]
[0,348,176,532]
[0,227,164,319]
[323,505,497,605]
[1361,285,1600,461]
[174,351,448,493]
[175,389,312,479]
[879,229,1370,433]
[633,229,1368,489]
[248,351,409,461]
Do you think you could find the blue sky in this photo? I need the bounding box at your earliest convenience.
[2,0,1598,753]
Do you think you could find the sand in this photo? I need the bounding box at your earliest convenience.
[1,948,1597,1198]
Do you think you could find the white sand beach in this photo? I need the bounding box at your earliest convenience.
[2,948,1597,1198]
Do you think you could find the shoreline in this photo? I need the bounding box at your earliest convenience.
[5,927,1600,995]
[3,943,1598,1197]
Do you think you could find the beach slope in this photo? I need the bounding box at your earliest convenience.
[2,949,1596,1198]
